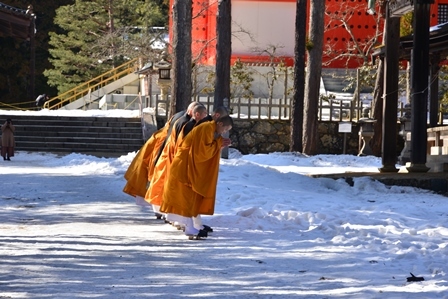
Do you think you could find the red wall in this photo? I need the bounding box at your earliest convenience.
[323,1,383,68]
[175,1,445,69]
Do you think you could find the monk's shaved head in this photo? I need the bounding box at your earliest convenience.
[193,105,207,115]
[187,101,204,116]
[216,115,233,127]
[212,106,229,120]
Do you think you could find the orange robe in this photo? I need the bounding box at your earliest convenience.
[122,125,169,198]
[122,111,187,198]
[160,121,223,217]
[144,116,193,206]
[144,124,178,206]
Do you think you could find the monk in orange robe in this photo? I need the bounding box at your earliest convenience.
[122,103,198,203]
[160,115,233,237]
[167,106,229,232]
[153,106,228,230]
[145,105,208,210]
[123,125,169,199]
[143,102,204,213]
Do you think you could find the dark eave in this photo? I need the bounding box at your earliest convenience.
[372,22,448,60]
[0,2,33,40]
[400,22,448,59]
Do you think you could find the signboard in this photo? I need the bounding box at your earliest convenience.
[338,122,352,133]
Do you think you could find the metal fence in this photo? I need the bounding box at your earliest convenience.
[148,94,410,123]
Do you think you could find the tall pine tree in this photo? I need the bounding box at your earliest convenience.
[44,0,167,94]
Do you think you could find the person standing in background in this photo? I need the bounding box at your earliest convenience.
[35,94,49,109]
[1,118,15,161]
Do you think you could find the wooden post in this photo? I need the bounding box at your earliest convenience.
[406,0,431,173]
[379,5,400,173]
[429,53,440,127]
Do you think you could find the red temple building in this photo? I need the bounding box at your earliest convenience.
[169,0,448,70]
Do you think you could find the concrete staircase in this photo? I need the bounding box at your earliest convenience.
[60,73,140,110]
[0,114,144,157]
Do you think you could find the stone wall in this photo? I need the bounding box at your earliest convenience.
[230,119,362,155]
[156,117,403,156]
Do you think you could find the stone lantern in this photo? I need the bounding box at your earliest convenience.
[135,61,154,108]
[398,103,412,165]
[358,108,376,156]
[153,53,172,112]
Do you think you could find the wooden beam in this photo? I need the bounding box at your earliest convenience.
[0,9,32,40]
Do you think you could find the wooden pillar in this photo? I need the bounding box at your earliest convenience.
[407,1,431,173]
[429,53,440,127]
[379,5,400,173]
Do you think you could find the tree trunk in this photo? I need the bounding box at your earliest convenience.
[303,0,324,155]
[214,0,231,107]
[290,0,307,152]
[215,0,232,159]
[108,0,116,67]
[371,7,388,157]
[170,0,192,117]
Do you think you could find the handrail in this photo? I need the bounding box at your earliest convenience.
[124,95,139,110]
[0,101,32,111]
[43,58,139,110]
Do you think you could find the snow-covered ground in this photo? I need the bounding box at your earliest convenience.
[1,109,448,298]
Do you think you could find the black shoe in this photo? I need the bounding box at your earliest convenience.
[202,225,213,233]
[6,158,10,161]
[187,229,208,240]
[198,229,208,238]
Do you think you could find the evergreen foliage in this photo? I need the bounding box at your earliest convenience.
[400,12,413,37]
[44,0,168,94]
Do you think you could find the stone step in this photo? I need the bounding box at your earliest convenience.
[0,113,146,156]
[17,125,141,133]
[15,136,143,145]
[13,119,141,126]
[16,141,140,151]
[2,114,141,123]
[12,131,142,139]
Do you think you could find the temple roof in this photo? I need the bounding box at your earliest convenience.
[0,2,34,40]
[399,22,448,59]
[373,22,448,60]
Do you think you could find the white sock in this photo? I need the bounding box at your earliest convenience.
[184,217,199,235]
[152,204,161,213]
[166,213,189,225]
[193,215,203,230]
[135,196,150,207]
